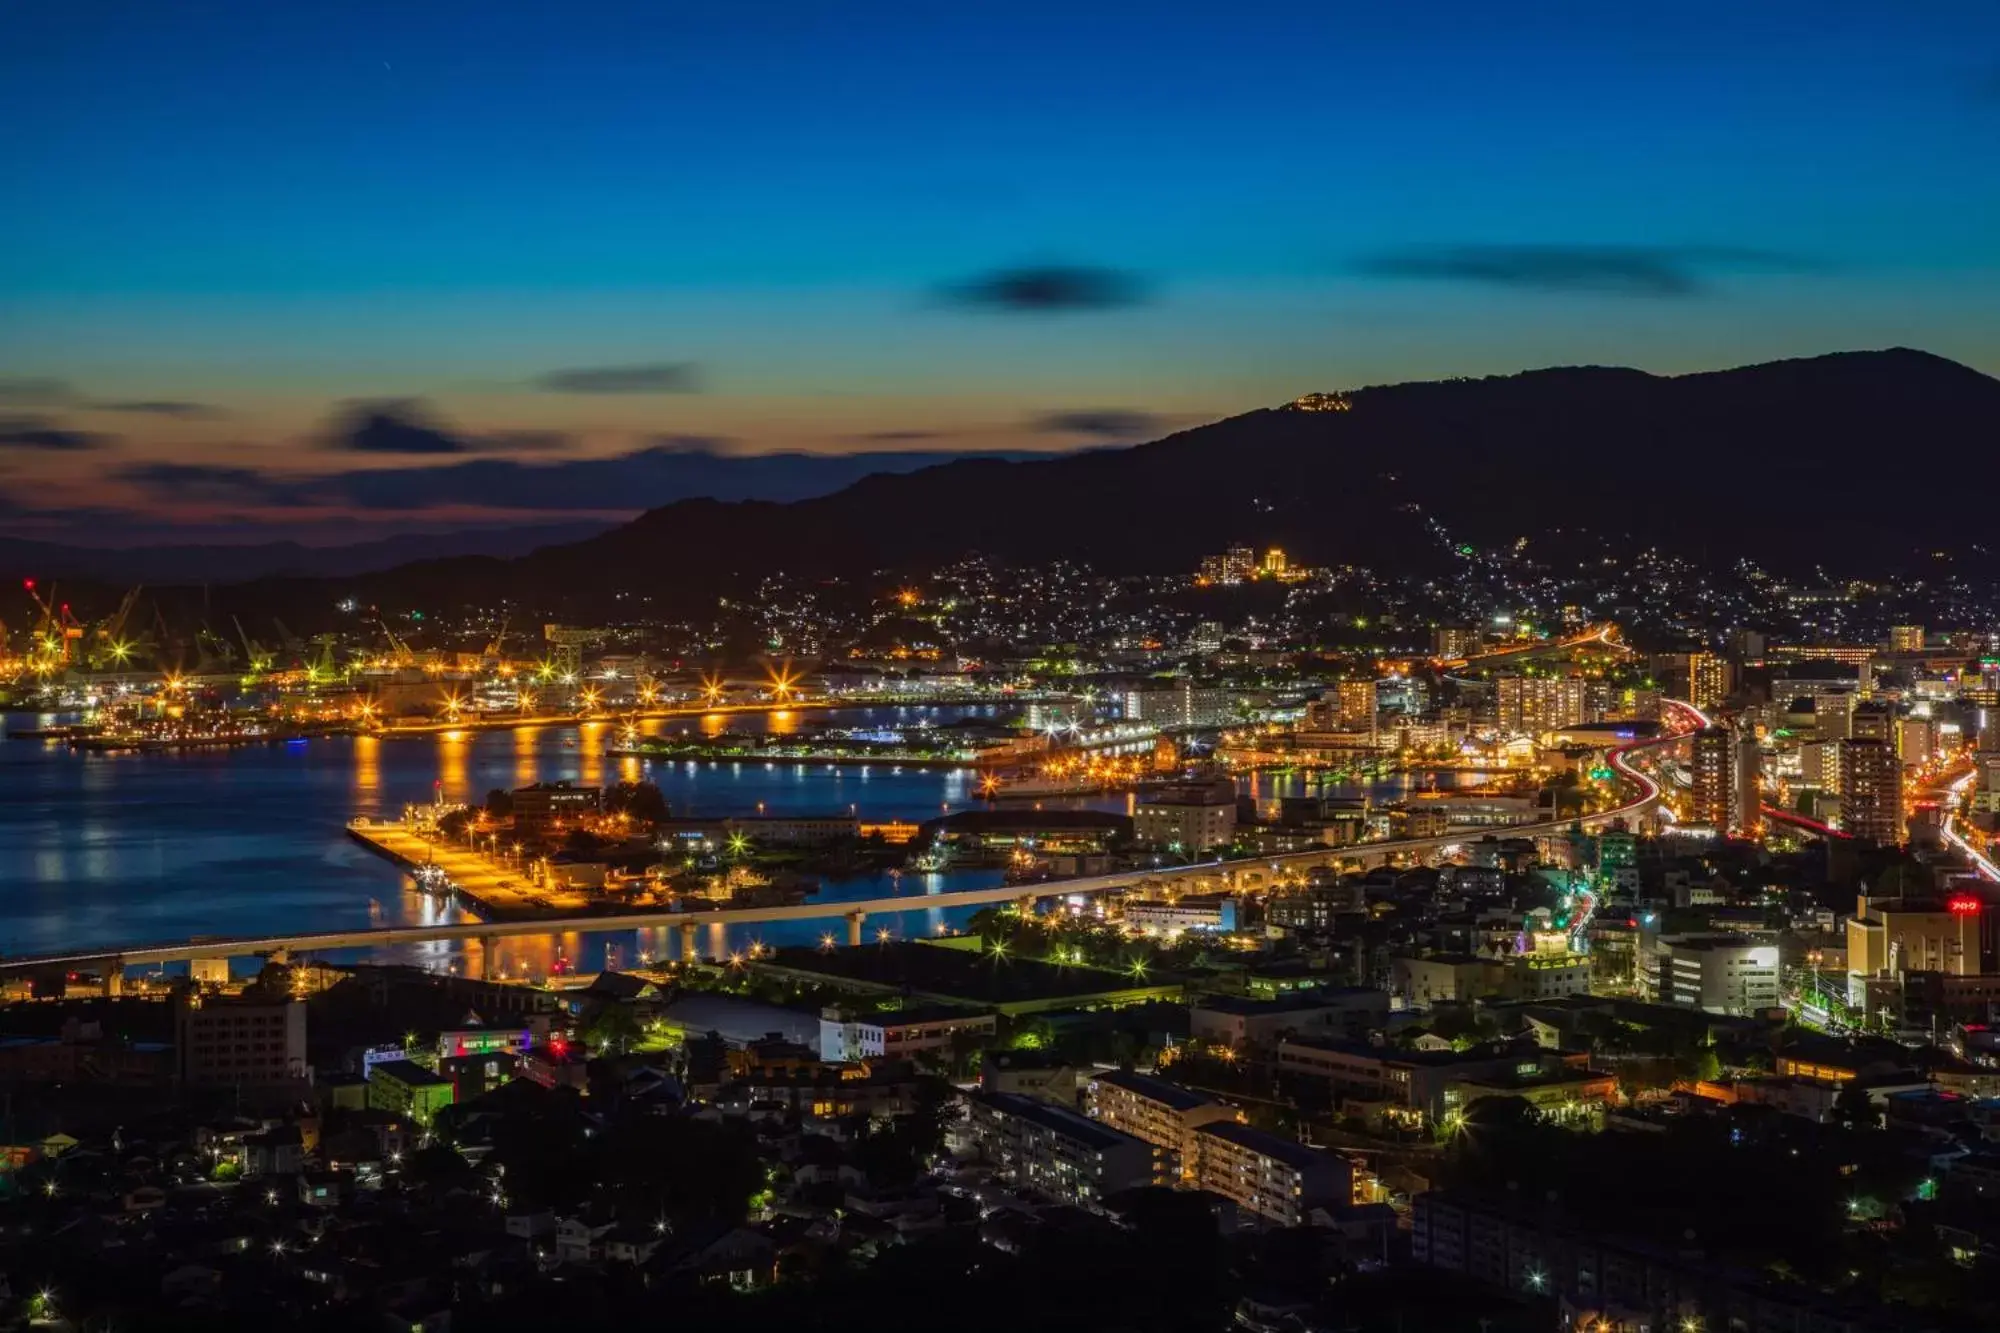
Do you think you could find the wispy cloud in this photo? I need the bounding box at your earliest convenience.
[940,264,1149,312]
[1031,409,1161,439]
[1356,243,1811,297]
[535,363,702,394]
[848,429,946,443]
[92,399,225,419]
[114,462,311,505]
[0,415,114,451]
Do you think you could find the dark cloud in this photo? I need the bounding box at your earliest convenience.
[114,462,312,506]
[91,399,225,419]
[0,377,77,405]
[0,415,114,451]
[323,399,467,454]
[850,429,946,443]
[535,363,702,394]
[941,264,1148,312]
[1031,409,1161,439]
[1355,244,1810,297]
[115,444,1044,513]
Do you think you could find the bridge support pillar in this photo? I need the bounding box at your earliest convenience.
[678,921,699,964]
[106,962,124,998]
[1016,895,1036,920]
[846,911,865,948]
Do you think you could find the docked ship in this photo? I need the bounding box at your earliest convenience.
[412,863,455,895]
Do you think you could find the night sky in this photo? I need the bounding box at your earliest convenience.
[3,1,1998,544]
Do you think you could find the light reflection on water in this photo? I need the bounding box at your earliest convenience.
[0,706,1022,973]
[0,705,1478,977]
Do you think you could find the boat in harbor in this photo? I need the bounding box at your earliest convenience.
[412,863,455,895]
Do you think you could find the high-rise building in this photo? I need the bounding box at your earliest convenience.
[1896,717,1936,769]
[1261,547,1288,578]
[1689,727,1733,829]
[1734,728,1762,836]
[1431,626,1478,661]
[1814,690,1855,741]
[1336,679,1377,742]
[1850,701,1894,744]
[1888,625,1925,653]
[1687,652,1730,711]
[1836,738,1903,844]
[1497,675,1588,735]
[1221,546,1257,583]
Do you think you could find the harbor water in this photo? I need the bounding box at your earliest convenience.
[0,705,1479,978]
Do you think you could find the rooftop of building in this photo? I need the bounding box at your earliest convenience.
[970,1091,1143,1152]
[829,1003,994,1029]
[1194,988,1387,1016]
[1192,1119,1335,1172]
[1280,1035,1531,1068]
[1087,1068,1218,1112]
[369,1059,453,1087]
[1659,933,1777,952]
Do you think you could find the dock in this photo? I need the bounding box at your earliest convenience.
[346,819,610,919]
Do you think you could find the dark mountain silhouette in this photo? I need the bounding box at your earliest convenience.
[199,348,2000,621]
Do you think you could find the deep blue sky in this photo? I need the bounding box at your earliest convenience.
[2,1,1997,541]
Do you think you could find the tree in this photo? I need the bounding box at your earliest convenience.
[1834,1084,1880,1130]
[605,780,670,826]
[564,826,608,857]
[583,1002,643,1056]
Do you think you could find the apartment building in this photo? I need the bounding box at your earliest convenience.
[1082,1069,1242,1180]
[1192,1121,1353,1226]
[958,1090,1165,1206]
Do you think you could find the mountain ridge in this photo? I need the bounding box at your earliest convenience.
[179,348,2000,621]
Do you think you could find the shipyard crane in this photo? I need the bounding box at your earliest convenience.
[86,586,145,669]
[21,580,83,668]
[306,634,341,683]
[374,612,417,668]
[272,618,308,668]
[233,617,275,677]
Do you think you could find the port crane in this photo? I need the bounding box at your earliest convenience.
[482,613,511,665]
[85,586,146,670]
[372,610,417,668]
[305,634,341,684]
[232,617,275,678]
[21,580,84,669]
